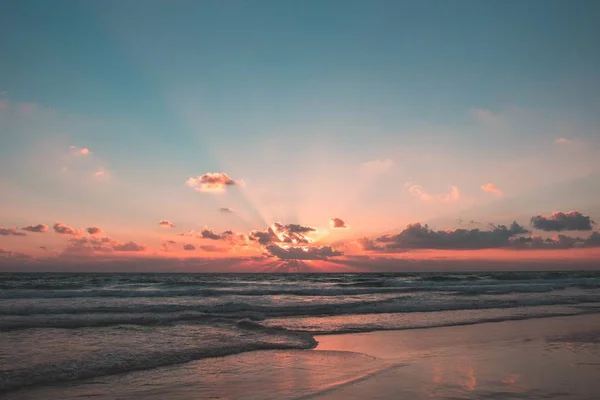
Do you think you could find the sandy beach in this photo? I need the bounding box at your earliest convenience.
[313,314,600,400]
[6,313,599,400]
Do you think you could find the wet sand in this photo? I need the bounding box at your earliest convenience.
[5,314,599,400]
[313,314,600,399]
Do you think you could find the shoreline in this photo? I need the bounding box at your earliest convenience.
[6,313,600,400]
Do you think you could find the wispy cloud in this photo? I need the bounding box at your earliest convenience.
[481,183,504,197]
[69,146,91,156]
[219,207,235,213]
[555,137,571,144]
[360,158,394,175]
[0,227,27,236]
[406,182,460,203]
[469,108,502,123]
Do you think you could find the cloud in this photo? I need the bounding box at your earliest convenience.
[159,220,175,228]
[0,227,27,236]
[264,244,343,260]
[86,226,102,235]
[200,228,223,240]
[63,236,146,254]
[249,223,316,245]
[530,211,594,231]
[511,232,600,249]
[330,218,347,229]
[406,182,460,203]
[372,221,529,250]
[361,159,394,175]
[62,236,116,255]
[53,223,80,236]
[469,108,501,123]
[21,224,48,233]
[112,241,147,252]
[167,240,176,244]
[555,138,571,144]
[69,146,91,155]
[185,172,240,192]
[183,244,196,251]
[481,183,504,197]
[94,169,105,177]
[199,244,228,252]
[219,207,235,213]
[0,248,31,260]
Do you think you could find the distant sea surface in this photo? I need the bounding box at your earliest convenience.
[2,271,600,394]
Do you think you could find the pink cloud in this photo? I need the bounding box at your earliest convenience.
[69,146,91,155]
[0,227,27,236]
[219,207,235,213]
[185,172,240,192]
[159,220,175,228]
[481,183,504,197]
[0,99,6,110]
[94,169,105,177]
[555,137,571,144]
[22,224,48,233]
[53,222,80,236]
[405,182,460,203]
[183,244,196,251]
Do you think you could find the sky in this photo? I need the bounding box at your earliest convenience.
[1,0,599,272]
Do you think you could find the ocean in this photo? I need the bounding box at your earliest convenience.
[2,271,600,396]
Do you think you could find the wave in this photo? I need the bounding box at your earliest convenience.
[3,295,600,331]
[3,279,599,300]
[0,322,317,394]
[275,308,597,335]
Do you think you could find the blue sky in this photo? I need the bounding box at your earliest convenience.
[1,1,599,269]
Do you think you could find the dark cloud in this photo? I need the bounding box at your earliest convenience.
[0,227,27,236]
[249,223,316,245]
[86,226,102,235]
[185,172,239,192]
[53,223,80,236]
[511,232,600,249]
[167,240,176,244]
[200,228,222,240]
[22,224,48,233]
[330,218,347,229]
[159,220,175,228]
[356,237,380,251]
[219,207,234,213]
[199,244,228,252]
[530,211,594,232]
[265,244,343,260]
[183,244,196,251]
[373,221,529,250]
[113,241,147,252]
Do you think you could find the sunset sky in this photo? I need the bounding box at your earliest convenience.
[1,1,599,271]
